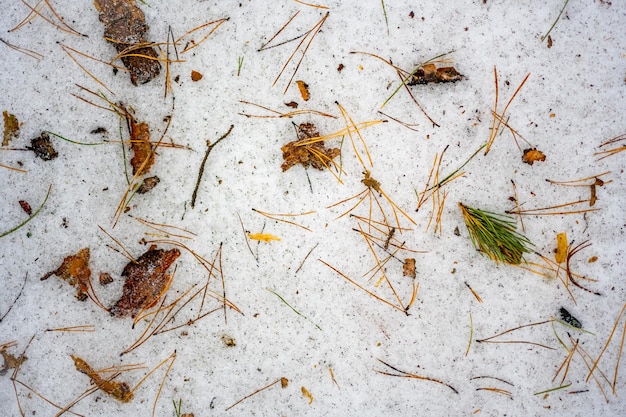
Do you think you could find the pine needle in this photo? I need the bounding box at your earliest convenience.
[459,203,533,265]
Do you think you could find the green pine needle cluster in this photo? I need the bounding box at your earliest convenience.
[458,203,533,265]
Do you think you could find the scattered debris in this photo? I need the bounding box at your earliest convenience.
[137,175,160,194]
[41,248,92,301]
[285,101,298,109]
[281,122,340,172]
[109,245,180,318]
[99,272,114,286]
[71,355,133,402]
[221,334,236,347]
[2,111,20,146]
[0,346,26,376]
[27,132,58,160]
[93,0,161,85]
[408,63,463,85]
[522,148,546,165]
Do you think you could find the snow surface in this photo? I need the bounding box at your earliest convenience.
[1,1,625,416]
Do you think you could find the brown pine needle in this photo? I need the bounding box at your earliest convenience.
[11,0,85,36]
[272,12,329,93]
[45,325,95,333]
[477,319,554,349]
[377,110,420,131]
[175,18,229,54]
[294,0,329,8]
[336,102,373,167]
[320,259,407,314]
[466,312,474,356]
[596,134,626,160]
[465,282,483,303]
[587,303,626,383]
[238,100,336,118]
[546,171,611,186]
[252,208,315,232]
[133,217,197,240]
[0,38,43,60]
[485,67,530,155]
[476,387,513,398]
[375,359,458,394]
[506,199,600,216]
[61,45,116,95]
[225,378,287,411]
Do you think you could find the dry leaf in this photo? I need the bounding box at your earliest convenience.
[3,111,20,146]
[41,248,92,301]
[285,101,299,109]
[191,70,203,81]
[248,233,281,242]
[94,0,161,85]
[403,258,416,279]
[0,349,27,376]
[28,132,58,160]
[296,80,310,101]
[281,123,340,172]
[127,117,154,175]
[408,63,463,85]
[137,175,160,194]
[555,232,568,264]
[109,245,180,318]
[521,148,546,165]
[99,272,114,285]
[18,200,32,215]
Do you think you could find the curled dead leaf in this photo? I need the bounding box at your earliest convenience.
[109,245,180,318]
[408,63,463,85]
[521,148,546,165]
[94,0,161,85]
[41,248,91,301]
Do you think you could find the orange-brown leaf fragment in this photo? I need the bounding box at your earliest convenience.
[403,258,416,279]
[522,148,546,165]
[93,0,161,85]
[191,70,203,81]
[109,245,180,318]
[128,118,154,175]
[408,63,463,85]
[0,349,27,376]
[296,80,310,101]
[71,355,133,402]
[3,111,20,146]
[41,248,92,301]
[281,123,340,172]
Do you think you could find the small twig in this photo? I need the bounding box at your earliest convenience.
[191,125,234,208]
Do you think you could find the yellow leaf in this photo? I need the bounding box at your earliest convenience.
[248,233,281,242]
[555,232,568,264]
